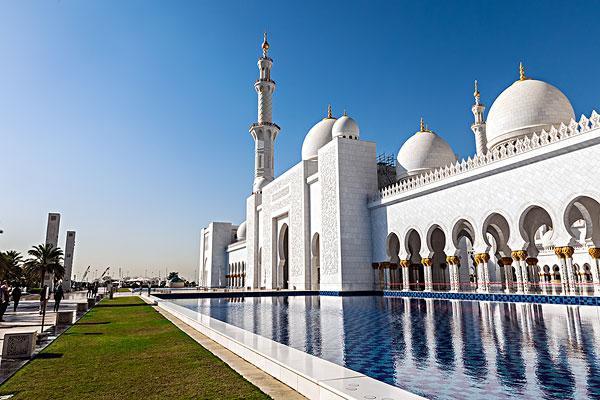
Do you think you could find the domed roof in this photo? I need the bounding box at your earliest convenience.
[332,113,360,139]
[236,221,247,241]
[486,78,574,149]
[301,116,337,160]
[396,122,457,180]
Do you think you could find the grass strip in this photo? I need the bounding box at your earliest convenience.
[0,296,270,400]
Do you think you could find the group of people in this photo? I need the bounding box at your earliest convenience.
[0,281,66,322]
[0,280,22,322]
[86,282,98,298]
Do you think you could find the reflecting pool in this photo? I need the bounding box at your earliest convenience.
[170,296,600,399]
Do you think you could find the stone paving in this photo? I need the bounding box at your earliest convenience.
[0,291,95,384]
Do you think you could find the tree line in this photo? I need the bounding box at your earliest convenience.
[0,243,65,288]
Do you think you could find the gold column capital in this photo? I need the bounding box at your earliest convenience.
[475,253,490,264]
[511,250,527,261]
[554,247,565,258]
[446,256,460,265]
[421,258,433,267]
[499,256,513,266]
[589,247,600,259]
[562,246,574,258]
[525,257,538,266]
[399,259,411,268]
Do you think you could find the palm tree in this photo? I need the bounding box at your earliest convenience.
[0,250,23,283]
[23,244,63,287]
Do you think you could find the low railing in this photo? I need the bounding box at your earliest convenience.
[373,110,600,202]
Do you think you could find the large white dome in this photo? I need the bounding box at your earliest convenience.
[486,79,575,149]
[332,114,360,139]
[301,117,337,160]
[396,129,457,180]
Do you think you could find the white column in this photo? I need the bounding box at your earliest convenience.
[511,252,524,294]
[475,253,489,293]
[446,256,460,292]
[555,247,568,295]
[589,248,600,296]
[422,258,433,291]
[400,260,410,291]
[500,257,513,293]
[563,247,576,295]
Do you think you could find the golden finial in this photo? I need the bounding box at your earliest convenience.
[519,62,526,81]
[327,104,333,119]
[343,109,347,116]
[420,117,425,132]
[474,80,480,99]
[262,32,270,57]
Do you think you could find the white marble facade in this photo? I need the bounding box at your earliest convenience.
[199,38,600,296]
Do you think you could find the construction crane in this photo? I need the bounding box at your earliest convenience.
[100,267,110,279]
[81,266,91,282]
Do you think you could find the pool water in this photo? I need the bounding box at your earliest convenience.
[170,296,600,400]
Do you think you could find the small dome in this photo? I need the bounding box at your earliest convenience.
[236,221,247,241]
[396,128,457,180]
[332,113,360,139]
[486,79,574,150]
[301,117,337,160]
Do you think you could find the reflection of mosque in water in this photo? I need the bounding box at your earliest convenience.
[203,296,600,399]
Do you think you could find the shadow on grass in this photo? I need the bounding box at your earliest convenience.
[34,353,63,359]
[76,321,110,325]
[63,332,103,336]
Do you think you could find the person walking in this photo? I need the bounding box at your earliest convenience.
[53,285,64,312]
[11,285,22,313]
[86,284,92,298]
[0,281,10,322]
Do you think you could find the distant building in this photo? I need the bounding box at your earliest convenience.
[44,213,61,286]
[63,231,76,291]
[45,213,60,248]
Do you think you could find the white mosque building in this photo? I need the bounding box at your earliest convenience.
[199,35,600,297]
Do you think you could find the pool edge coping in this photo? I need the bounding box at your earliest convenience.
[147,294,426,400]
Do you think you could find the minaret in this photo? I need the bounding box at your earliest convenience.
[471,80,487,155]
[249,33,280,193]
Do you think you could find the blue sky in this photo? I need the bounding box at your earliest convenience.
[0,1,598,280]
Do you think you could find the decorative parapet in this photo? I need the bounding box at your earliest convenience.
[373,111,600,202]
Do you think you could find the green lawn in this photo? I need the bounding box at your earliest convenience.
[116,287,131,292]
[0,297,270,400]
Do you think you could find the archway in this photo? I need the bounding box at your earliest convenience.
[278,224,289,289]
[482,213,511,291]
[563,196,600,247]
[311,233,320,290]
[452,219,476,291]
[519,205,554,256]
[427,225,448,291]
[386,232,401,290]
[405,229,424,291]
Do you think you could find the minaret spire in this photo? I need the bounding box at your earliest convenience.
[471,80,487,155]
[249,34,280,193]
[262,32,270,58]
[519,62,526,81]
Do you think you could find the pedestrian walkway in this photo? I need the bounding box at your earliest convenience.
[0,291,91,384]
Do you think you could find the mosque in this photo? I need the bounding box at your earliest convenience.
[199,35,600,297]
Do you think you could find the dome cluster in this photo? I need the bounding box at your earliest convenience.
[301,107,360,160]
[299,65,575,182]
